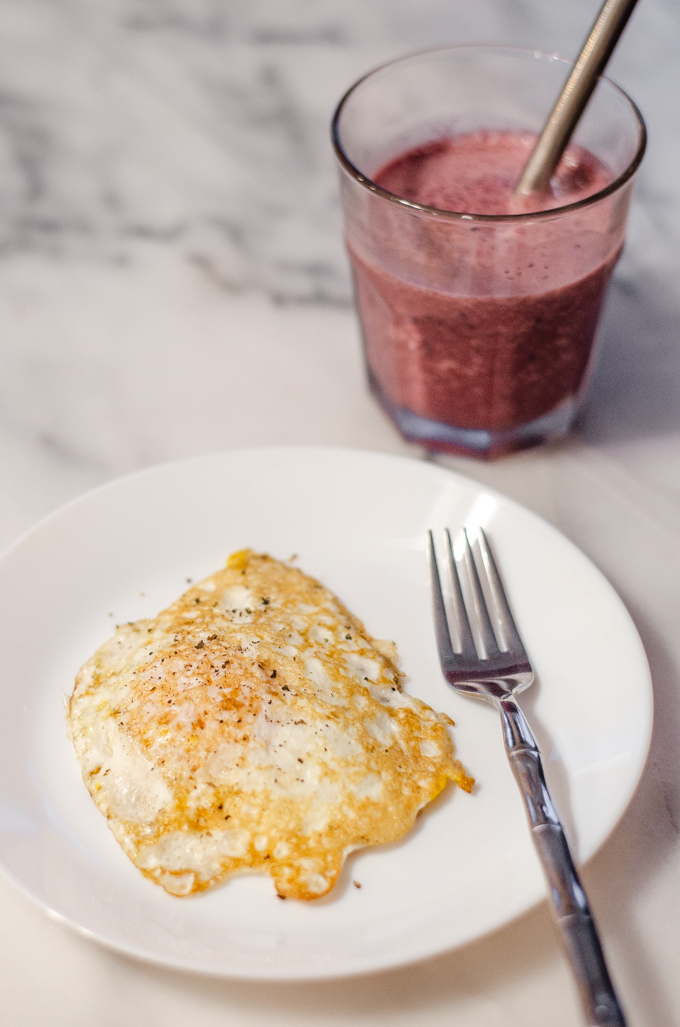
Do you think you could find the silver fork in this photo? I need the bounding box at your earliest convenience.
[429,528,626,1027]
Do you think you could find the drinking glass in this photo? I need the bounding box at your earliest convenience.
[332,46,646,457]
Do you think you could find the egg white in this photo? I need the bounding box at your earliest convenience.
[69,550,472,899]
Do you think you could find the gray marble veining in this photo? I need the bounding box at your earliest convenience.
[0,0,676,308]
[1,5,680,1024]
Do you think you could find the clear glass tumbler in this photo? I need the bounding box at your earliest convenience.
[332,46,646,458]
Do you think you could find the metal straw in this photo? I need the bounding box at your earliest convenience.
[514,0,641,196]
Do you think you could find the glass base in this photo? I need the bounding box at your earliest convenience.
[369,373,576,459]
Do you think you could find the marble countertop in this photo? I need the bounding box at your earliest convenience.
[1,1,680,1024]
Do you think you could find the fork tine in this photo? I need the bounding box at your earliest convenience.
[444,529,477,659]
[427,531,456,664]
[462,529,500,657]
[477,527,526,655]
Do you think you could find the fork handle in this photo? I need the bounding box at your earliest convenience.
[499,697,627,1027]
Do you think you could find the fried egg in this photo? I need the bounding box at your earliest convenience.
[68,550,473,899]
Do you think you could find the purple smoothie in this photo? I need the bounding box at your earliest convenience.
[347,131,619,452]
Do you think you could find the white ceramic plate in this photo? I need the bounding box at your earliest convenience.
[0,447,652,980]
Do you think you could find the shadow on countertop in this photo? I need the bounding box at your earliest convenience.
[577,266,680,445]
